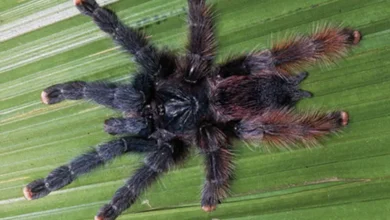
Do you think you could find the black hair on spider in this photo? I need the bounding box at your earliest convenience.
[23,0,361,219]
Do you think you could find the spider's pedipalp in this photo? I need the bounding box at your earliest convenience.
[235,109,349,147]
[41,81,144,113]
[197,124,234,212]
[96,137,190,220]
[23,138,157,200]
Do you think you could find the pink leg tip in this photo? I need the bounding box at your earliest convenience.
[341,111,349,126]
[74,0,83,5]
[94,216,104,220]
[23,187,33,200]
[353,30,362,45]
[40,91,50,104]
[202,205,216,212]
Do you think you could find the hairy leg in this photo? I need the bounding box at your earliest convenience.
[217,26,362,78]
[41,81,144,112]
[104,117,150,137]
[180,0,216,83]
[272,26,362,72]
[74,0,175,76]
[235,109,349,147]
[23,137,157,200]
[217,50,275,78]
[95,137,190,220]
[197,124,234,212]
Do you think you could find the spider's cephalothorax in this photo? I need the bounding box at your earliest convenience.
[23,0,362,219]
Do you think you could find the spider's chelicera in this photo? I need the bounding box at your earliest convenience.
[23,0,362,219]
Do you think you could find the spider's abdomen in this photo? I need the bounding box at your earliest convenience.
[156,82,209,133]
[212,75,301,121]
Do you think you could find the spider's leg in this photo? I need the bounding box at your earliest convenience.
[234,109,349,147]
[96,136,190,220]
[41,81,144,112]
[104,116,150,137]
[74,0,175,76]
[180,0,216,83]
[217,50,275,78]
[217,26,362,78]
[271,26,362,72]
[197,124,234,212]
[23,137,157,200]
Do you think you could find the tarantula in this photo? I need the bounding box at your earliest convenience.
[23,0,361,219]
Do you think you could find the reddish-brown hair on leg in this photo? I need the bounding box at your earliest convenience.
[235,109,349,148]
[271,25,362,72]
[23,0,362,218]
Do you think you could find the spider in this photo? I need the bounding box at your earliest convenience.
[23,0,362,219]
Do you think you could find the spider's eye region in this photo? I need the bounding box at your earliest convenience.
[157,104,165,116]
[141,103,165,119]
[142,104,153,119]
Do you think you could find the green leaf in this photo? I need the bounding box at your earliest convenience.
[1,0,390,219]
